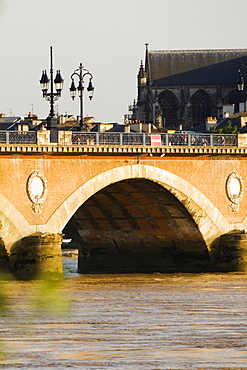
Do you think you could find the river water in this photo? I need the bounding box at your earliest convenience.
[0,257,247,369]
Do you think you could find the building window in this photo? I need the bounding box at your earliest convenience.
[158,90,178,128]
[191,90,211,126]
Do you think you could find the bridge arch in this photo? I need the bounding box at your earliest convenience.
[0,194,34,251]
[45,164,230,248]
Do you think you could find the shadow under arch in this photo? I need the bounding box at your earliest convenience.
[46,164,230,247]
[53,164,235,273]
[64,178,214,273]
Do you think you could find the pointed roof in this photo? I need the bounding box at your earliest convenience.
[138,60,145,78]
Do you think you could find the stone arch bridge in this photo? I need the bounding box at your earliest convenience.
[1,137,247,278]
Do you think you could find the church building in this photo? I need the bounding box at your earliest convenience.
[132,44,247,130]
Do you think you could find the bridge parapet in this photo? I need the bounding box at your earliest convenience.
[0,130,241,148]
[237,133,247,147]
[70,132,238,147]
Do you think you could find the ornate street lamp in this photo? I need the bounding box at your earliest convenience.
[237,69,245,91]
[40,46,64,142]
[69,63,94,131]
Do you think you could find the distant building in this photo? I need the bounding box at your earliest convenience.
[57,114,125,132]
[0,113,22,130]
[131,44,247,131]
[0,112,128,135]
[0,112,43,131]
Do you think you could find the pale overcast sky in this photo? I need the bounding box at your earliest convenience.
[1,0,247,122]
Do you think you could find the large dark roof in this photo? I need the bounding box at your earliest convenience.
[147,49,247,86]
[0,116,22,123]
[0,117,22,130]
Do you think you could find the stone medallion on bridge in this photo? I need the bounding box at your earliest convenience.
[226,172,244,212]
[26,171,47,214]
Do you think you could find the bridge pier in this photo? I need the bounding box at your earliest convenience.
[9,232,63,279]
[0,237,11,276]
[211,231,247,272]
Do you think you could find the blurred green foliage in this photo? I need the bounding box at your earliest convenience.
[210,120,238,134]
[31,277,70,314]
[0,273,70,362]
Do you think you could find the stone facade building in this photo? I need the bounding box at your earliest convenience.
[132,44,247,130]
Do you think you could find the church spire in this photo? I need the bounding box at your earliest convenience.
[138,60,144,78]
[138,60,147,85]
[144,43,150,82]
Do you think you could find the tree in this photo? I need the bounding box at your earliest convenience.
[210,120,238,134]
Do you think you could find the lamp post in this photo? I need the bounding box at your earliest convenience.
[237,69,245,91]
[40,46,64,142]
[237,66,247,112]
[69,63,94,131]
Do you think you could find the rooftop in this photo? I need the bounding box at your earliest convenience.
[147,48,247,86]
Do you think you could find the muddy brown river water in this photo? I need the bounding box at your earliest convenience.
[0,257,247,369]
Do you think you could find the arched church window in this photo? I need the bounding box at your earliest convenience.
[191,90,211,126]
[158,90,178,128]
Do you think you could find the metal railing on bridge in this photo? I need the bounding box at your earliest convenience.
[0,131,37,144]
[0,131,238,147]
[71,132,238,147]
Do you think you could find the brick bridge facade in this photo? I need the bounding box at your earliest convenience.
[1,139,247,277]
